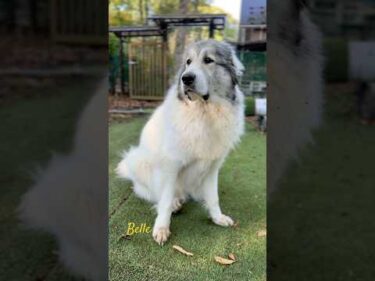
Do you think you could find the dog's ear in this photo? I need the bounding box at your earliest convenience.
[231,49,245,77]
[222,41,244,77]
[175,61,186,100]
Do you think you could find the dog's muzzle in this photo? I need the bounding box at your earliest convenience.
[181,72,209,101]
[184,88,209,101]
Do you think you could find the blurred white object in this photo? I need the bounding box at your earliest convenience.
[250,81,267,94]
[349,41,375,80]
[268,0,323,193]
[18,79,108,281]
[255,98,267,116]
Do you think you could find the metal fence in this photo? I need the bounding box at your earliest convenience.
[237,51,267,96]
[128,41,167,99]
[109,41,266,99]
[51,0,107,44]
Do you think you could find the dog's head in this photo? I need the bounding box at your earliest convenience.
[177,40,244,102]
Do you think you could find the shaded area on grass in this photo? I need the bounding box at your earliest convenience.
[109,117,266,281]
[268,83,375,281]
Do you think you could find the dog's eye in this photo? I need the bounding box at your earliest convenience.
[203,57,214,64]
[186,59,192,65]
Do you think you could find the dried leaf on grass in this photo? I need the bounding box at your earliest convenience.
[228,253,236,261]
[257,230,267,237]
[118,234,132,241]
[172,245,194,256]
[214,256,236,265]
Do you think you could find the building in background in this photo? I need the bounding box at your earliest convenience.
[238,1,266,44]
[238,24,267,44]
[236,0,266,96]
[310,0,375,80]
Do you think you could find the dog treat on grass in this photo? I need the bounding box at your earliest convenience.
[214,256,236,265]
[228,253,236,261]
[172,245,194,256]
[257,230,267,237]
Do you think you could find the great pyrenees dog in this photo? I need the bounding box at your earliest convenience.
[15,1,323,279]
[116,40,245,245]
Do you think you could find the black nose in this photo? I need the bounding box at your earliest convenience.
[182,73,196,86]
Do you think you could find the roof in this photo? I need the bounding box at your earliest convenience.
[109,26,164,38]
[148,14,226,29]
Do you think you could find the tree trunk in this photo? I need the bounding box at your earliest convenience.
[139,0,144,24]
[174,0,190,71]
[145,0,149,19]
[194,0,202,40]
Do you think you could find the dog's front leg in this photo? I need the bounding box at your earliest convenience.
[201,163,234,227]
[152,167,178,245]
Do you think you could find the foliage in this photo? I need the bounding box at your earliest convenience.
[323,38,348,82]
[245,96,255,116]
[109,0,238,41]
[108,0,241,92]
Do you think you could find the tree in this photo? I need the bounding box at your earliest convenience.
[174,0,190,70]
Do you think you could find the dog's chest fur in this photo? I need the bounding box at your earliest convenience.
[170,100,243,160]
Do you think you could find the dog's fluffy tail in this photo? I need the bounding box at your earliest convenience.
[116,146,152,189]
[116,149,132,179]
[116,147,155,202]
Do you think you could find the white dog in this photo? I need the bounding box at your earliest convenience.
[18,80,108,281]
[268,0,323,193]
[116,40,245,245]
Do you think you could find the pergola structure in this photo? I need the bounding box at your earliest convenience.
[147,14,226,38]
[109,14,227,95]
[109,26,168,94]
[109,26,166,38]
[234,41,267,52]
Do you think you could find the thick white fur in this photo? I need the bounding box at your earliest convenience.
[117,41,245,245]
[268,2,323,193]
[18,80,107,280]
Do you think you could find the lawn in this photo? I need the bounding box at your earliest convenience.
[268,83,375,280]
[109,117,266,281]
[0,77,97,280]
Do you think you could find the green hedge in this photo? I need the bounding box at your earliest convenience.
[109,33,129,93]
[245,96,255,116]
[323,38,348,82]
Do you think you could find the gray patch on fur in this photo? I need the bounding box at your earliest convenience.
[272,0,311,54]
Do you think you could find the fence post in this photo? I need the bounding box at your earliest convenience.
[119,36,125,95]
[161,29,168,94]
[209,20,214,38]
[50,0,57,40]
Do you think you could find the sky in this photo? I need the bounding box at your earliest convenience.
[212,0,266,21]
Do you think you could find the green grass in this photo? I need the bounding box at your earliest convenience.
[269,83,375,280]
[0,77,96,280]
[109,118,266,281]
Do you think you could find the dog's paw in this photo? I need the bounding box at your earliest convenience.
[172,198,184,213]
[213,214,234,227]
[152,227,171,246]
